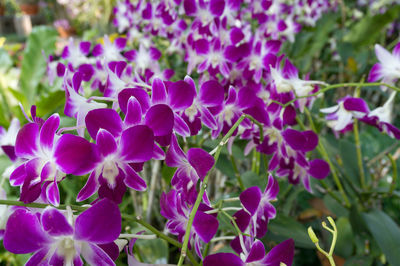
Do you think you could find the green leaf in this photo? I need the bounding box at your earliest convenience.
[335,217,354,258]
[35,90,65,117]
[362,210,400,265]
[344,6,400,47]
[136,238,168,264]
[267,214,314,248]
[20,26,58,105]
[241,171,267,189]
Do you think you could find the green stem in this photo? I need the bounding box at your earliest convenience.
[387,154,397,195]
[353,119,366,189]
[230,155,245,190]
[177,115,246,266]
[302,108,350,207]
[272,82,400,108]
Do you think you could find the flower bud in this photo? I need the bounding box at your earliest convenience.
[308,226,319,243]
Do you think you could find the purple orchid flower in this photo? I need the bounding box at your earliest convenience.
[79,106,157,203]
[179,76,225,135]
[203,237,295,266]
[62,38,92,69]
[160,189,219,258]
[320,96,370,133]
[165,134,215,203]
[92,36,128,62]
[10,113,98,206]
[233,175,278,238]
[3,198,121,265]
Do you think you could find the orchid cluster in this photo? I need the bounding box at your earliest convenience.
[2,0,400,265]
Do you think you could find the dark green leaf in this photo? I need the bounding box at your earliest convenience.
[362,210,400,265]
[267,214,314,248]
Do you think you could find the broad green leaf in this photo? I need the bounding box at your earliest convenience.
[20,26,58,105]
[267,214,314,248]
[362,210,400,265]
[335,217,354,258]
[241,171,267,189]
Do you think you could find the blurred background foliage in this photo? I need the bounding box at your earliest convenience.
[1,0,400,265]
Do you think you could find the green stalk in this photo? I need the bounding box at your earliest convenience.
[230,155,245,190]
[387,154,397,195]
[302,108,350,207]
[176,115,246,266]
[353,119,366,189]
[270,82,400,108]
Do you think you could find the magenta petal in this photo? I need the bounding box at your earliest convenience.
[240,186,262,215]
[46,181,60,206]
[187,148,214,179]
[165,134,186,167]
[246,240,265,263]
[265,239,294,266]
[96,129,117,157]
[232,210,251,232]
[122,164,147,191]
[368,63,383,82]
[151,78,167,104]
[120,125,154,162]
[55,134,99,175]
[145,104,174,136]
[74,198,121,244]
[174,113,191,137]
[282,128,305,151]
[209,0,225,16]
[77,171,99,202]
[98,242,120,261]
[15,123,39,158]
[200,106,217,129]
[81,243,116,265]
[308,159,330,179]
[114,37,127,50]
[343,97,369,113]
[10,164,26,186]
[39,114,60,151]
[199,80,225,106]
[125,97,143,126]
[4,209,51,253]
[193,211,219,243]
[302,130,318,151]
[42,208,73,236]
[204,253,244,266]
[26,248,50,266]
[85,108,123,139]
[167,80,196,110]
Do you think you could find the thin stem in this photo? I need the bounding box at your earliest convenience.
[298,110,350,207]
[230,155,245,190]
[210,236,236,242]
[177,115,246,266]
[205,207,242,214]
[274,82,400,108]
[353,119,366,189]
[119,233,157,239]
[387,154,397,195]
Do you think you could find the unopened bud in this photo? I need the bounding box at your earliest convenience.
[308,226,319,243]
